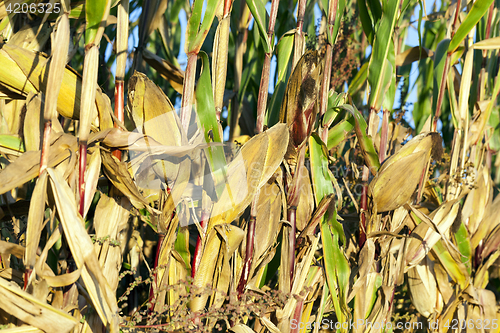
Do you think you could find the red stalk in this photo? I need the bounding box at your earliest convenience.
[191,211,209,278]
[434,0,461,131]
[40,120,52,175]
[378,109,390,162]
[359,169,368,248]
[149,233,164,313]
[255,0,279,133]
[433,54,450,132]
[256,56,272,133]
[78,142,88,217]
[319,43,333,143]
[223,0,232,17]
[288,207,297,284]
[180,54,198,134]
[113,80,124,161]
[290,298,305,333]
[292,0,306,68]
[318,0,338,142]
[236,215,256,297]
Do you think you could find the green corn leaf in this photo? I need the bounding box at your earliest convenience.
[330,0,346,45]
[244,0,271,53]
[448,0,495,53]
[323,91,347,128]
[349,62,369,95]
[267,30,295,127]
[367,0,382,24]
[85,0,112,46]
[327,117,354,150]
[367,0,398,111]
[195,51,227,199]
[453,222,472,275]
[187,0,220,54]
[340,104,380,174]
[358,0,374,44]
[310,133,350,328]
[174,227,192,275]
[186,0,204,52]
[0,134,25,153]
[432,39,450,118]
[432,240,469,289]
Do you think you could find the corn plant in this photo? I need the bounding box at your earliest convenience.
[0,0,499,331]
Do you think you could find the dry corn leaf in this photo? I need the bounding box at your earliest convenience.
[2,99,25,136]
[43,13,70,122]
[297,193,335,242]
[153,194,181,312]
[190,224,244,312]
[406,201,460,268]
[24,172,47,272]
[0,132,77,195]
[142,50,184,94]
[23,93,64,152]
[78,44,99,143]
[93,195,131,292]
[0,325,44,332]
[0,276,78,333]
[101,150,153,212]
[8,22,51,52]
[0,240,27,260]
[408,255,443,317]
[465,288,499,333]
[277,235,319,333]
[0,44,113,129]
[34,224,84,287]
[208,123,289,230]
[230,324,257,333]
[46,167,119,332]
[81,147,102,218]
[462,167,493,237]
[252,181,282,267]
[470,194,500,250]
[94,127,216,155]
[368,132,443,213]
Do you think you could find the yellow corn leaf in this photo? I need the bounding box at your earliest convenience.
[208,123,289,231]
[23,93,64,152]
[0,44,113,129]
[81,148,102,218]
[0,276,78,333]
[78,45,99,143]
[24,172,47,271]
[142,50,184,94]
[368,132,442,213]
[406,201,460,267]
[100,150,153,212]
[93,195,131,292]
[408,256,443,317]
[43,13,70,122]
[0,132,77,195]
[190,224,245,312]
[46,168,119,332]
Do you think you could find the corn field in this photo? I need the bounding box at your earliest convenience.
[0,0,499,331]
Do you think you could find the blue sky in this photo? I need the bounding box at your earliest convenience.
[107,0,439,135]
